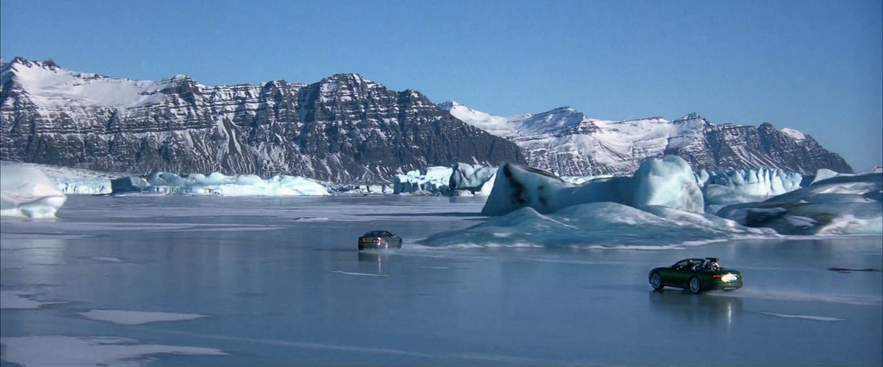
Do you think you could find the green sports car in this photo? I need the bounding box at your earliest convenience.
[648,258,743,294]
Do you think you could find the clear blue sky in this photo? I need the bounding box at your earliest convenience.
[2,0,881,170]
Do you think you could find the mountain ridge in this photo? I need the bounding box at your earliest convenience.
[0,57,524,183]
[0,57,853,182]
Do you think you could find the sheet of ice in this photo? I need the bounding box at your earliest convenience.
[330,270,390,277]
[0,291,64,309]
[0,336,226,367]
[481,156,704,216]
[422,202,774,248]
[79,309,207,325]
[760,312,844,322]
[2,195,881,366]
[111,171,330,196]
[717,173,883,235]
[393,166,453,195]
[91,256,123,262]
[0,162,67,218]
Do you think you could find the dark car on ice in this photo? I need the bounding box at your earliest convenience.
[357,230,403,250]
[649,258,743,294]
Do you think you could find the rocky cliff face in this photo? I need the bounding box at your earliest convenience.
[442,103,854,176]
[0,58,524,183]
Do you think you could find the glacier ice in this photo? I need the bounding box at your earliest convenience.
[421,202,773,249]
[393,166,453,195]
[694,167,803,197]
[481,156,704,216]
[448,163,497,193]
[392,163,498,196]
[0,162,115,194]
[0,162,67,218]
[701,184,768,214]
[717,173,883,235]
[111,171,330,196]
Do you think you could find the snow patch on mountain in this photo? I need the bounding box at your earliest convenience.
[780,128,806,141]
[4,58,171,110]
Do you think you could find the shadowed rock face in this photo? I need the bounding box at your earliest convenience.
[0,58,525,183]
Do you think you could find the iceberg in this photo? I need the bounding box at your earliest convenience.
[448,163,497,193]
[420,202,774,249]
[0,162,67,218]
[326,184,393,195]
[393,166,453,195]
[481,156,704,216]
[717,173,883,235]
[0,161,115,194]
[694,167,805,213]
[111,171,330,196]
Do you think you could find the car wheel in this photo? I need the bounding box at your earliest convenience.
[649,273,664,291]
[689,277,703,294]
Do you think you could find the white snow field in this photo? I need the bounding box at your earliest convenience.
[1,195,880,366]
[0,162,68,218]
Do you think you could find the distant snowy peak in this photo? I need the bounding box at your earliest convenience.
[443,101,852,176]
[1,57,187,110]
[438,100,521,138]
[672,112,713,128]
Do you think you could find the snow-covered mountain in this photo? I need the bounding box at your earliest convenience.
[0,58,524,183]
[439,101,853,176]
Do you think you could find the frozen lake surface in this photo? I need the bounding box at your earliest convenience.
[2,195,881,366]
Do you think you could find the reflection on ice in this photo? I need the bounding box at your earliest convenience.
[648,291,744,323]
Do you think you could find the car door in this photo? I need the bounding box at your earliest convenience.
[669,260,695,286]
[658,260,685,285]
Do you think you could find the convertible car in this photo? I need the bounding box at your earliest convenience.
[648,258,743,294]
[357,230,403,250]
